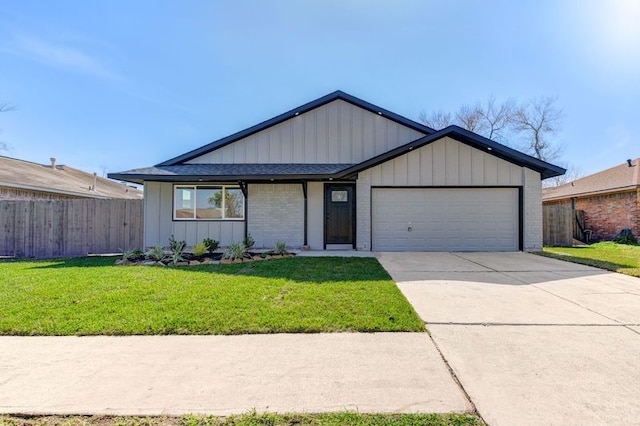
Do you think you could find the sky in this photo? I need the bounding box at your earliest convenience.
[1,0,639,179]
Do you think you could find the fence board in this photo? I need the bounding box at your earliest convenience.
[0,202,15,256]
[543,204,573,246]
[0,199,143,258]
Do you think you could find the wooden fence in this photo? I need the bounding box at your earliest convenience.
[0,199,143,258]
[542,204,585,246]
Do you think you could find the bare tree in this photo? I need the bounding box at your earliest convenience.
[419,95,564,162]
[419,95,573,183]
[0,102,15,152]
[419,97,517,141]
[477,95,516,141]
[455,103,484,133]
[512,96,563,162]
[418,109,453,129]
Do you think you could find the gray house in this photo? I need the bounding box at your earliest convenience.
[109,91,564,252]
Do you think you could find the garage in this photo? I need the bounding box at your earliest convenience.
[372,187,520,251]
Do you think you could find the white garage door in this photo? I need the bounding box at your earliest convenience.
[372,188,519,251]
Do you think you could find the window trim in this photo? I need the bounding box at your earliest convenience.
[173,184,245,221]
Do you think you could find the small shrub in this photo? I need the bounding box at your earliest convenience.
[192,242,208,258]
[613,228,638,245]
[243,233,255,249]
[168,246,186,266]
[224,242,248,261]
[203,237,219,254]
[168,234,186,252]
[122,248,144,262]
[614,234,638,245]
[273,241,288,255]
[145,244,165,262]
[167,235,187,265]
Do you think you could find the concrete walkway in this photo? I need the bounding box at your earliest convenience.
[378,252,640,426]
[0,333,471,416]
[295,250,375,257]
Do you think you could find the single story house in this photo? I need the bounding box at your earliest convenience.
[543,158,639,240]
[0,155,143,200]
[109,91,564,252]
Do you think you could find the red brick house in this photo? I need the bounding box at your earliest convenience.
[543,158,639,240]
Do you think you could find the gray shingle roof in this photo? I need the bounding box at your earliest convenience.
[0,155,143,199]
[543,158,640,201]
[109,163,355,183]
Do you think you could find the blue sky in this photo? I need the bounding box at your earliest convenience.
[1,0,638,178]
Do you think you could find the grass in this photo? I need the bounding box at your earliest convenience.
[541,241,640,278]
[0,256,424,335]
[0,412,482,426]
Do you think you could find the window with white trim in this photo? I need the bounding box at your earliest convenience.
[174,185,244,220]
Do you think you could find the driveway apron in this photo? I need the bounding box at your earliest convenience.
[377,251,640,426]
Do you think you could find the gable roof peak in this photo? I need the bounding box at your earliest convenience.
[157,90,435,166]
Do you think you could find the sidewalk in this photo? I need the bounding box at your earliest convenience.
[0,333,471,416]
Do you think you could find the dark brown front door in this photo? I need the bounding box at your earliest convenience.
[324,184,355,247]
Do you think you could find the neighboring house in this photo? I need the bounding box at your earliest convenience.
[109,91,564,252]
[543,158,640,240]
[0,155,143,200]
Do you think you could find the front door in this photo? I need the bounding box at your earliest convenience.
[324,184,355,247]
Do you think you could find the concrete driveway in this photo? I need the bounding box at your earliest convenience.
[378,252,640,426]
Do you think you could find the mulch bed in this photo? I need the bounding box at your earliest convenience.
[116,251,295,266]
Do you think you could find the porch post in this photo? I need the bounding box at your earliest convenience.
[302,181,308,247]
[239,181,248,241]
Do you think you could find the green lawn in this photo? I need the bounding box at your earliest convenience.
[541,242,640,277]
[0,256,424,335]
[0,412,482,426]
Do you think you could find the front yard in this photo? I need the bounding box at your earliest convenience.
[0,256,424,335]
[542,242,640,278]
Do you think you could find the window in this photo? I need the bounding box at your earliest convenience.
[174,185,244,220]
[331,190,348,202]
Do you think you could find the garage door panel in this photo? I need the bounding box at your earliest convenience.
[372,188,519,252]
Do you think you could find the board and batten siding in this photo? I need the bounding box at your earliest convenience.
[355,137,543,251]
[306,182,324,250]
[143,181,244,247]
[186,100,426,164]
[363,137,523,187]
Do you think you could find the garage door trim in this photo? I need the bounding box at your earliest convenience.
[370,185,524,251]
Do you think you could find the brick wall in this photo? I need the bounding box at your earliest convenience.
[247,183,304,249]
[575,190,639,239]
[355,171,371,251]
[523,168,543,251]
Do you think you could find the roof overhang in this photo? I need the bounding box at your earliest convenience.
[107,163,356,185]
[107,174,356,185]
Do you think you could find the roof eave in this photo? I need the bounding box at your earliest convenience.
[107,173,353,183]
